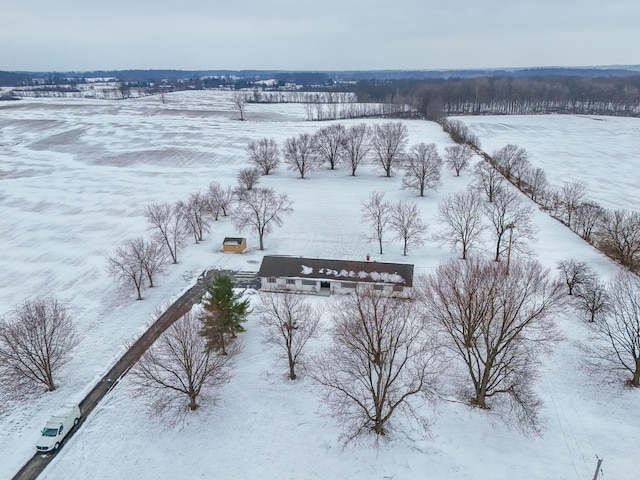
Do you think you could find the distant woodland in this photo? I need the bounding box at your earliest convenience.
[2,68,640,118]
[352,76,640,119]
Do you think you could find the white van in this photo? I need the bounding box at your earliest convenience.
[36,404,81,452]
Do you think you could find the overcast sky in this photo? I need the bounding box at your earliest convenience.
[2,0,639,72]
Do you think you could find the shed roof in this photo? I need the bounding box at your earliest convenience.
[223,237,245,245]
[257,255,414,287]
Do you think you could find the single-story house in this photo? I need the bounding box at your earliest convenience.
[223,237,247,253]
[257,255,414,297]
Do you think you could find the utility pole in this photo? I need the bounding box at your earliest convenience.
[505,223,514,275]
[591,456,603,480]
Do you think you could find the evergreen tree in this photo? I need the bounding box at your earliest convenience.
[200,274,250,354]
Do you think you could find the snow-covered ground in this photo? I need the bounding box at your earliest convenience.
[458,114,640,211]
[0,92,638,479]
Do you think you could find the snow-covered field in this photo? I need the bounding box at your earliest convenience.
[458,114,640,211]
[0,91,638,479]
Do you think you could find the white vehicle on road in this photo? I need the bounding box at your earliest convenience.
[36,404,81,452]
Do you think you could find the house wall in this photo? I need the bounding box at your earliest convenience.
[259,277,410,297]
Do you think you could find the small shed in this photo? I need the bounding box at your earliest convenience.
[222,237,247,254]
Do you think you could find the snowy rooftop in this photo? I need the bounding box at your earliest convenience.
[257,255,414,286]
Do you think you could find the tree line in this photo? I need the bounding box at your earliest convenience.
[352,75,640,119]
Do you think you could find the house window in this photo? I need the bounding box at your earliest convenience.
[392,286,403,292]
[302,280,317,286]
[286,279,296,285]
[267,277,276,284]
[341,282,356,288]
[373,284,384,290]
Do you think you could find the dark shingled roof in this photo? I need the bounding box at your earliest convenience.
[257,255,414,287]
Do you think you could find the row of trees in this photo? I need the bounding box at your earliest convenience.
[437,129,640,390]
[436,167,536,261]
[232,90,411,121]
[5,260,639,434]
[4,262,638,437]
[352,75,640,120]
[480,143,640,272]
[254,260,567,436]
[267,264,640,439]
[247,122,474,185]
[360,162,536,261]
[361,192,427,256]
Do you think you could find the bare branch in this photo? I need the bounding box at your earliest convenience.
[0,297,79,395]
[401,142,442,197]
[131,310,238,419]
[145,202,187,264]
[361,191,392,255]
[247,137,280,175]
[309,286,441,439]
[418,258,565,433]
[313,124,346,170]
[435,188,485,260]
[283,133,319,179]
[232,187,294,251]
[389,199,427,256]
[444,144,474,177]
[256,291,321,380]
[341,123,370,176]
[370,122,409,177]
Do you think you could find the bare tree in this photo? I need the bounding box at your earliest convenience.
[256,292,321,380]
[557,259,594,295]
[231,91,248,121]
[233,187,294,251]
[418,258,565,431]
[131,310,237,415]
[371,122,409,177]
[492,144,528,183]
[401,143,442,197]
[132,236,167,288]
[107,236,166,295]
[524,167,548,203]
[236,167,261,191]
[598,209,640,271]
[436,188,485,260]
[575,277,610,323]
[341,123,370,176]
[313,123,346,170]
[310,286,440,438]
[559,182,587,228]
[484,187,536,262]
[206,183,223,221]
[283,133,318,179]
[573,201,605,244]
[444,144,473,177]
[107,239,146,300]
[591,272,640,386]
[118,82,131,99]
[361,191,392,255]
[389,200,427,256]
[206,183,235,218]
[472,161,504,203]
[247,137,280,175]
[144,202,187,264]
[177,192,210,243]
[0,297,79,394]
